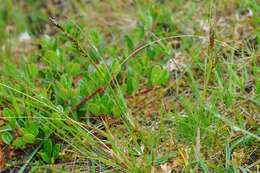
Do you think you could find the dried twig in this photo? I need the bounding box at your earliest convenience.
[72,86,106,112]
[71,77,115,112]
[125,86,160,99]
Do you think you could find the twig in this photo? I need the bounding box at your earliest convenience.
[72,77,115,112]
[129,42,146,59]
[125,86,160,99]
[72,86,106,112]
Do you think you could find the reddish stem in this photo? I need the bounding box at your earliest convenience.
[72,87,106,111]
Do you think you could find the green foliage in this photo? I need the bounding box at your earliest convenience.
[13,123,39,149]
[149,65,169,86]
[39,139,60,163]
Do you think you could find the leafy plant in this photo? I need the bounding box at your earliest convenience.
[13,123,39,149]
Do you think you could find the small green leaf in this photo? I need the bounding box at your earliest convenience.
[19,128,27,136]
[52,144,60,158]
[41,35,57,50]
[28,63,39,79]
[3,108,13,118]
[89,30,102,45]
[150,65,169,85]
[44,50,58,62]
[150,65,162,85]
[1,132,13,144]
[159,70,169,85]
[13,137,25,148]
[112,96,126,116]
[3,108,16,128]
[111,59,121,76]
[43,139,53,156]
[67,62,81,76]
[39,152,51,163]
[88,103,100,115]
[112,105,121,117]
[127,75,139,95]
[27,123,39,136]
[147,47,156,59]
[127,68,139,94]
[23,133,35,144]
[124,35,134,50]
